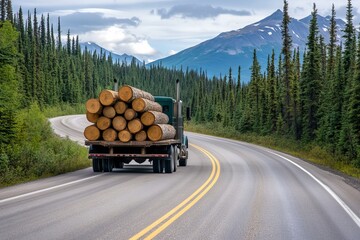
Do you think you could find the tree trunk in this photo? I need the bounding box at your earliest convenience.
[99,89,118,106]
[118,85,154,102]
[128,118,143,134]
[96,116,112,130]
[86,98,102,114]
[141,111,169,126]
[86,111,100,123]
[102,106,116,119]
[124,108,137,121]
[114,101,128,115]
[147,124,176,141]
[102,128,117,141]
[84,125,101,141]
[132,98,162,112]
[135,130,147,141]
[112,116,127,131]
[118,129,132,142]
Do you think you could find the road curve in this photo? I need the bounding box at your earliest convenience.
[0,114,359,240]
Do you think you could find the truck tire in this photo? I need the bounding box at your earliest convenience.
[153,159,163,173]
[103,159,113,172]
[93,158,103,172]
[165,146,174,173]
[179,158,187,167]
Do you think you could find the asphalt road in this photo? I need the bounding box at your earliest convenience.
[0,114,359,239]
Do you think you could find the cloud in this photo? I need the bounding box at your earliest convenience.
[155,4,251,19]
[56,12,140,33]
[79,25,157,60]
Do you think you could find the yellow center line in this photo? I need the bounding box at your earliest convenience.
[129,144,221,240]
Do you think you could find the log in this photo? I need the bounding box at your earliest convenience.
[96,116,112,130]
[86,111,100,123]
[86,98,102,114]
[141,111,169,126]
[147,124,176,141]
[102,128,117,141]
[118,85,155,103]
[118,129,132,143]
[124,108,137,121]
[102,106,116,119]
[114,101,128,115]
[128,118,143,134]
[135,130,147,142]
[99,89,118,106]
[84,125,101,141]
[132,98,162,113]
[112,116,127,131]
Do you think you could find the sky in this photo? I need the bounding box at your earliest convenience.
[12,0,360,63]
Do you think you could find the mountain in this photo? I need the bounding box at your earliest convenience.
[79,42,142,65]
[148,10,346,81]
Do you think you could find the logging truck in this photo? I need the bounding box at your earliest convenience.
[85,80,189,173]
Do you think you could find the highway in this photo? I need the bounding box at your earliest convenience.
[0,114,359,239]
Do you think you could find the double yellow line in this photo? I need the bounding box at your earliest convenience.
[130,144,221,240]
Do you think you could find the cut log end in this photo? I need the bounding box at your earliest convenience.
[124,108,137,121]
[86,98,102,114]
[112,116,127,131]
[84,125,101,141]
[102,106,116,119]
[147,124,176,141]
[118,129,132,143]
[128,118,143,134]
[114,101,128,115]
[102,128,117,141]
[132,98,162,113]
[119,85,155,103]
[86,111,100,123]
[96,116,112,130]
[99,89,118,106]
[135,130,147,141]
[141,111,169,126]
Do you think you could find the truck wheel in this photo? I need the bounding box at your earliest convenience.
[165,146,174,173]
[103,159,113,172]
[153,159,163,173]
[179,158,187,167]
[92,158,101,172]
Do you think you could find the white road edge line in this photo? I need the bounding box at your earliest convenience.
[0,174,102,204]
[267,150,360,228]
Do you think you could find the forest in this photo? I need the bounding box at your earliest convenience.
[0,0,359,185]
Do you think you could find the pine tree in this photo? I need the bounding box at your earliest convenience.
[301,3,321,141]
[281,0,293,133]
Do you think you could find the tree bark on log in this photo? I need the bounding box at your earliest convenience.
[135,130,147,141]
[112,116,127,131]
[86,98,102,114]
[114,101,128,115]
[102,128,117,141]
[96,116,112,130]
[132,98,162,113]
[102,106,116,119]
[147,124,176,141]
[118,129,132,142]
[141,111,169,126]
[128,118,143,134]
[118,85,154,102]
[84,125,101,141]
[86,111,100,123]
[124,108,137,121]
[99,89,118,106]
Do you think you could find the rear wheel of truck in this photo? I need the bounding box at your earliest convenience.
[92,158,103,172]
[103,159,113,172]
[153,159,163,173]
[165,146,175,173]
[179,158,187,167]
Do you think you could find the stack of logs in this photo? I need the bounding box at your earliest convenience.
[84,85,176,142]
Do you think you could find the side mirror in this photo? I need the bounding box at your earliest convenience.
[186,107,191,121]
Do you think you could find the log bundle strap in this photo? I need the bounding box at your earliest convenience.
[84,84,176,143]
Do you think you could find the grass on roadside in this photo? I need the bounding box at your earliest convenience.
[185,122,360,179]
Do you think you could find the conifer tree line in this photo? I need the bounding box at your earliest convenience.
[0,0,359,166]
